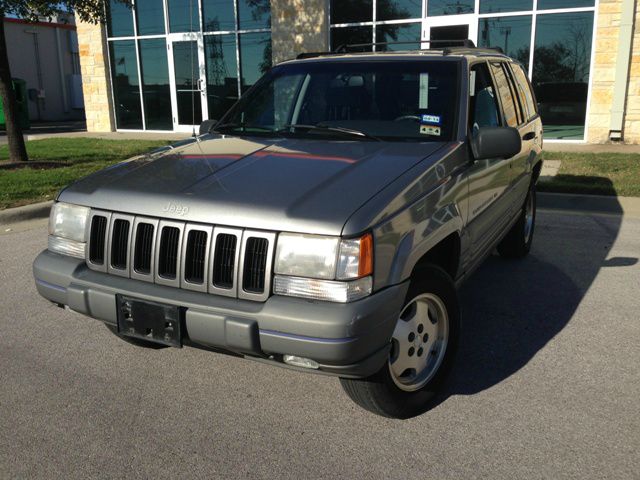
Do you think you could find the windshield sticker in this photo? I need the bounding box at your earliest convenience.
[421,114,441,125]
[420,125,441,136]
[419,73,429,109]
[470,70,476,96]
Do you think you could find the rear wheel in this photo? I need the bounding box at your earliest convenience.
[340,265,459,418]
[498,183,536,258]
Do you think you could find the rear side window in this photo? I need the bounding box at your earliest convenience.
[511,64,537,121]
[489,62,520,128]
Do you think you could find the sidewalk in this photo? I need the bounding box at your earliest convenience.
[543,143,640,153]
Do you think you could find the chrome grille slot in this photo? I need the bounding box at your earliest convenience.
[213,234,237,289]
[110,219,130,270]
[133,223,154,274]
[243,238,268,293]
[158,226,181,279]
[184,230,208,284]
[89,215,107,265]
[238,231,276,302]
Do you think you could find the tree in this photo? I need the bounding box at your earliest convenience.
[0,1,129,162]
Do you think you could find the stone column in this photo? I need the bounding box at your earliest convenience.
[270,0,329,64]
[586,0,640,144]
[76,20,115,132]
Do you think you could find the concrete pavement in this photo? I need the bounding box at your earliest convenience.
[0,210,638,479]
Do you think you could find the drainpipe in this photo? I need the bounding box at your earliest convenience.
[55,27,70,113]
[609,0,636,141]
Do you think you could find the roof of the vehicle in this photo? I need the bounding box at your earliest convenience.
[281,47,511,65]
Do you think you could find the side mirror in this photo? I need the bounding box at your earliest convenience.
[199,119,218,136]
[471,127,521,160]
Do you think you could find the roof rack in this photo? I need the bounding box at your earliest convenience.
[333,39,476,53]
[296,51,335,59]
[294,40,506,60]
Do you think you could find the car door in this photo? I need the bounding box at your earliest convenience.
[509,62,543,208]
[488,61,532,217]
[464,61,515,264]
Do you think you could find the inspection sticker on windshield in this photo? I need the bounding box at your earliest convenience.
[420,125,441,136]
[419,73,429,109]
[421,114,441,125]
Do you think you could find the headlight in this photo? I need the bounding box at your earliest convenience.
[274,232,373,302]
[47,202,90,258]
[275,234,339,279]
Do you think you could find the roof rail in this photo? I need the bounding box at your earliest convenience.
[333,39,476,53]
[296,51,335,59]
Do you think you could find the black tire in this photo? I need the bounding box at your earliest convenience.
[340,265,460,419]
[497,183,536,258]
[104,324,168,349]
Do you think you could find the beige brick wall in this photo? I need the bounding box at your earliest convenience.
[587,0,640,143]
[270,0,328,64]
[77,20,114,132]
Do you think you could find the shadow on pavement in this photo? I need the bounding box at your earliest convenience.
[435,184,625,403]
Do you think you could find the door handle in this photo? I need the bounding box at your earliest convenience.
[522,132,536,141]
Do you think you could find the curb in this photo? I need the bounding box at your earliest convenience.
[538,192,640,217]
[0,201,52,225]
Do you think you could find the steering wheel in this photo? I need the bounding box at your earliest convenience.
[393,115,421,123]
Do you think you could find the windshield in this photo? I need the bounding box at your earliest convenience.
[218,59,460,142]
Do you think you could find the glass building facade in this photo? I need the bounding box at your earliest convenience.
[329,0,596,140]
[106,0,272,132]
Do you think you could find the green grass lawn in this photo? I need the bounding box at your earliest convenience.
[539,152,640,197]
[0,138,170,209]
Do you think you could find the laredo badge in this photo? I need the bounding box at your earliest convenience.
[420,125,441,136]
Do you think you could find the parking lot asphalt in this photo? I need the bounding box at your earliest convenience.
[1,209,638,479]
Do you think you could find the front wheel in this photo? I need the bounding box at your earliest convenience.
[340,265,460,418]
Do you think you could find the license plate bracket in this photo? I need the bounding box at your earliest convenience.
[116,295,183,347]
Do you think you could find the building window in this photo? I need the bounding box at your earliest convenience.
[478,16,532,70]
[139,38,172,130]
[480,0,532,14]
[106,0,271,131]
[329,0,596,140]
[532,12,594,140]
[135,0,166,35]
[109,40,142,129]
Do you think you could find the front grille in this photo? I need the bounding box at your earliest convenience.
[158,226,181,279]
[243,237,268,293]
[89,215,107,265]
[212,233,237,289]
[184,230,208,284]
[110,219,130,269]
[86,212,274,301]
[133,223,154,274]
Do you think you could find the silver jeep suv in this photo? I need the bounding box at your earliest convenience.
[34,43,543,418]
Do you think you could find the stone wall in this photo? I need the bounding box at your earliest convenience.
[270,0,328,64]
[76,20,114,132]
[587,0,640,143]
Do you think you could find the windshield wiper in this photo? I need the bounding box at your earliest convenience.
[279,124,381,141]
[213,122,275,133]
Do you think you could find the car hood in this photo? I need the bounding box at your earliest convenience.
[59,135,447,235]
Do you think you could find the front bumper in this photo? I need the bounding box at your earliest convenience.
[33,250,408,378]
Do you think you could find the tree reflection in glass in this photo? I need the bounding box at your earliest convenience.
[532,12,593,139]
